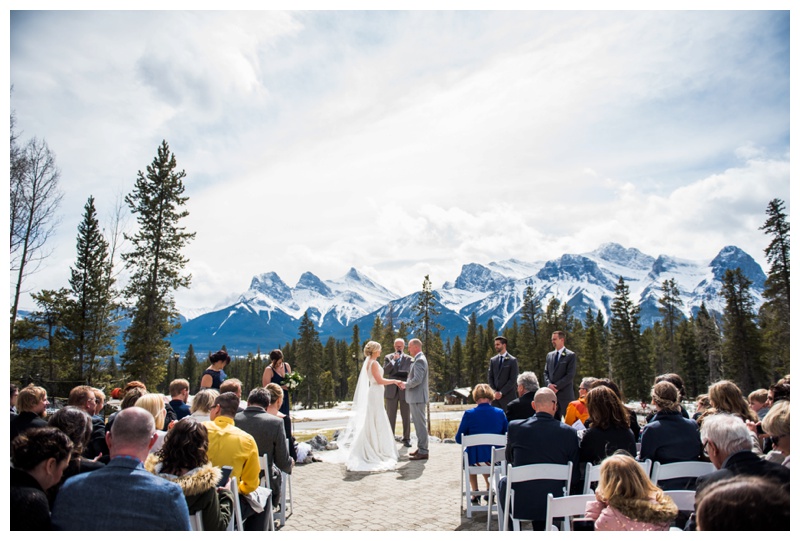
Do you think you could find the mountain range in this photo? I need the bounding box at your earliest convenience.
[170,243,766,355]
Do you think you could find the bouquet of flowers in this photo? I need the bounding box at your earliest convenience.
[284,371,304,392]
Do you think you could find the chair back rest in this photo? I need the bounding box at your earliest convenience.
[189,511,203,531]
[650,461,716,483]
[460,433,507,451]
[544,493,596,531]
[507,462,572,484]
[229,475,243,531]
[663,490,696,513]
[638,458,652,477]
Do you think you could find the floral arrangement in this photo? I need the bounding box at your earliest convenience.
[284,371,304,392]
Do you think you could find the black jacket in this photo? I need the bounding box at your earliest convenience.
[11,468,52,530]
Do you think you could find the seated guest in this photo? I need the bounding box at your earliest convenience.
[235,387,294,500]
[499,388,579,529]
[639,381,703,489]
[579,386,636,491]
[11,427,73,530]
[146,417,234,531]
[585,452,678,531]
[693,394,711,421]
[765,380,789,411]
[266,383,297,460]
[68,385,108,459]
[46,407,104,499]
[645,374,690,423]
[564,377,596,428]
[92,388,106,417]
[748,388,770,420]
[10,384,49,440]
[204,392,265,531]
[105,386,146,432]
[11,383,19,414]
[703,380,760,454]
[220,378,245,412]
[759,400,790,469]
[168,379,192,420]
[190,389,219,422]
[52,407,190,530]
[505,372,539,422]
[134,393,168,453]
[455,383,508,502]
[695,476,789,531]
[590,378,640,441]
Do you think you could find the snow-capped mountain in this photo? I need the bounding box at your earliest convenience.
[171,243,766,354]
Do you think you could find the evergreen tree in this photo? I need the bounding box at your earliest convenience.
[720,268,767,392]
[694,304,721,385]
[66,196,119,384]
[518,286,543,374]
[347,324,361,399]
[759,198,790,378]
[658,278,684,373]
[465,312,481,386]
[121,141,195,386]
[677,318,704,398]
[412,274,441,430]
[579,309,604,379]
[370,314,384,342]
[609,277,647,400]
[594,310,611,378]
[452,335,464,387]
[183,344,199,392]
[296,311,323,407]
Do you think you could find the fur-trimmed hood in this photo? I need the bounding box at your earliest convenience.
[610,494,678,524]
[144,454,221,497]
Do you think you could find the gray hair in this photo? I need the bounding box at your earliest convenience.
[517,371,540,393]
[580,377,598,390]
[700,413,752,456]
[111,407,156,448]
[247,387,271,409]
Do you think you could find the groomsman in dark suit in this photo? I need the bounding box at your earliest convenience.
[487,336,519,412]
[544,330,577,421]
[384,338,413,447]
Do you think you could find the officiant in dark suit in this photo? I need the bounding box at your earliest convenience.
[487,336,519,412]
[384,338,413,447]
[544,330,577,421]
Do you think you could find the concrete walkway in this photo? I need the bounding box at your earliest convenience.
[280,439,490,531]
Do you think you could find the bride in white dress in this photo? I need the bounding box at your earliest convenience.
[330,341,405,471]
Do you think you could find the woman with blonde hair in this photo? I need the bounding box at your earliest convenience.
[135,393,168,453]
[190,389,219,423]
[707,380,758,423]
[761,400,790,468]
[585,452,678,531]
[455,383,508,502]
[265,383,285,418]
[330,340,405,471]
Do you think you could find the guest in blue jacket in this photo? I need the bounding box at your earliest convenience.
[456,383,508,503]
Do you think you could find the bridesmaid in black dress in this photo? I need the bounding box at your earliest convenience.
[262,349,296,460]
[200,350,230,390]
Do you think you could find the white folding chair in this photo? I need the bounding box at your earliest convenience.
[583,459,651,494]
[544,493,596,531]
[650,461,715,487]
[279,437,293,526]
[663,490,696,513]
[460,433,507,518]
[229,476,244,531]
[486,446,507,530]
[189,511,203,531]
[502,462,573,531]
[257,454,276,531]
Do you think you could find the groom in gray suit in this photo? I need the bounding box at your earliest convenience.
[405,338,430,460]
[384,338,413,447]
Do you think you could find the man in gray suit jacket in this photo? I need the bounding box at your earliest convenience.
[235,387,293,498]
[544,330,577,421]
[487,336,519,412]
[384,338,413,447]
[405,338,430,460]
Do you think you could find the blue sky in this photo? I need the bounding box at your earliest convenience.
[6,6,791,314]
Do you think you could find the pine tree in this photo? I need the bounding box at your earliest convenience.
[658,278,684,373]
[452,335,464,387]
[677,318,704,398]
[694,303,722,384]
[759,198,790,378]
[465,312,481,387]
[121,141,195,386]
[347,324,361,399]
[183,344,199,392]
[296,311,322,407]
[412,274,441,430]
[579,309,604,379]
[609,277,647,400]
[66,196,119,384]
[720,268,767,392]
[518,286,543,374]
